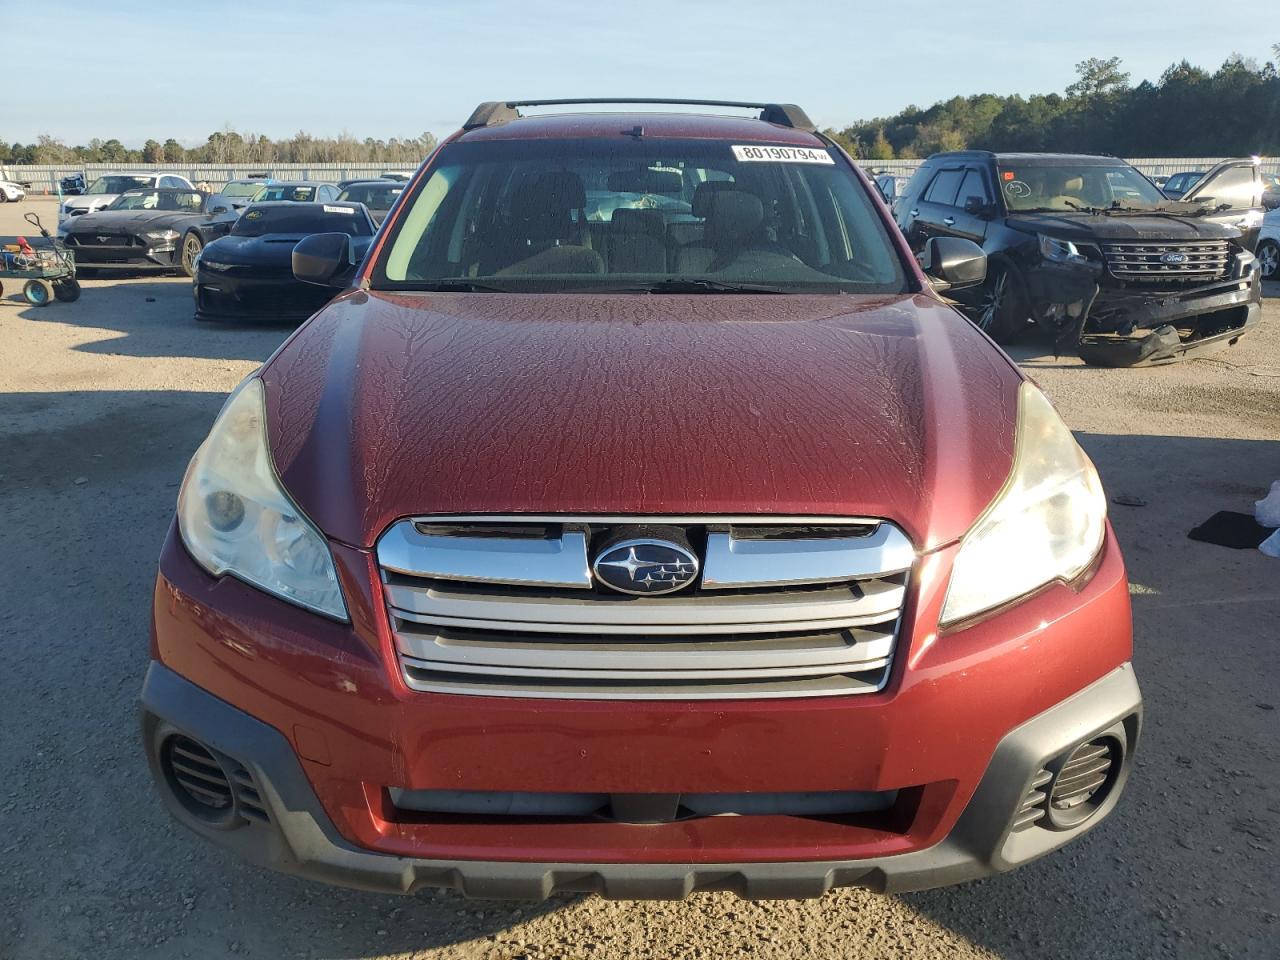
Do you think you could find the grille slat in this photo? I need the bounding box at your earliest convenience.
[1101,239,1230,282]
[378,517,912,700]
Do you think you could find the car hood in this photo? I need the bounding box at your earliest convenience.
[261,292,1023,551]
[201,233,309,265]
[64,209,195,233]
[63,195,116,212]
[1007,209,1241,241]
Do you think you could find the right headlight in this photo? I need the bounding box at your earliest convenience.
[177,376,348,621]
[940,381,1107,627]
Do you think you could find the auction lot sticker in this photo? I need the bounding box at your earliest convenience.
[732,145,834,164]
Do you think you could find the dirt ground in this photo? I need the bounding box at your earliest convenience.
[1,196,1277,960]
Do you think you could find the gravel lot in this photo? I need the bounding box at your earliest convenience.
[1,196,1277,960]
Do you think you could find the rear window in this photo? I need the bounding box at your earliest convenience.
[373,137,906,294]
[253,184,320,202]
[222,181,268,198]
[232,205,371,237]
[337,183,404,208]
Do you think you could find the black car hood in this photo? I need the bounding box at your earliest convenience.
[64,208,205,234]
[203,233,374,266]
[1007,209,1240,242]
[201,233,309,266]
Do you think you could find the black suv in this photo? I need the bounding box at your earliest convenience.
[894,152,1264,366]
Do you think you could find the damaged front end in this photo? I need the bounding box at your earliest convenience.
[1027,240,1262,368]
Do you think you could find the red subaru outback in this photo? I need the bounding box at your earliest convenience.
[141,99,1140,899]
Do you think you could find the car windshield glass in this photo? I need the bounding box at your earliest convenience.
[87,175,151,195]
[231,204,370,237]
[337,184,403,208]
[375,137,907,294]
[107,189,204,211]
[253,184,320,202]
[222,181,268,198]
[997,163,1167,211]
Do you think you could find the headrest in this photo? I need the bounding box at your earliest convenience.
[610,207,664,237]
[1063,176,1085,192]
[510,171,586,240]
[691,180,741,218]
[704,190,764,245]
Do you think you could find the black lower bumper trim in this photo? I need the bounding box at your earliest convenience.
[139,662,1141,900]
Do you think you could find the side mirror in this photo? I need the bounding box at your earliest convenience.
[209,204,229,215]
[919,236,986,291]
[293,232,356,287]
[962,195,992,218]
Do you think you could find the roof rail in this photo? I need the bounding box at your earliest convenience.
[462,99,817,132]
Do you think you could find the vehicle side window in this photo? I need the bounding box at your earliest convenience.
[1195,167,1259,210]
[924,168,964,207]
[958,169,989,206]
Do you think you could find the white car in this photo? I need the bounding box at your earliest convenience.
[60,173,195,222]
[0,179,26,202]
[1257,207,1280,281]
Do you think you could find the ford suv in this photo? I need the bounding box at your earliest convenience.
[140,99,1141,900]
[895,151,1263,366]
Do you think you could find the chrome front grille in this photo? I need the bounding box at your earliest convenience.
[376,516,914,700]
[1101,239,1230,282]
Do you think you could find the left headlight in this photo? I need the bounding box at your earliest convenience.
[1038,233,1088,265]
[144,229,180,242]
[177,376,349,621]
[940,381,1107,627]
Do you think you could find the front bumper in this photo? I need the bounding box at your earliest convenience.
[141,660,1141,899]
[142,521,1140,898]
[65,241,179,269]
[194,273,332,322]
[1026,258,1262,367]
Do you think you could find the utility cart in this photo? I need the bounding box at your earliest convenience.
[0,212,79,306]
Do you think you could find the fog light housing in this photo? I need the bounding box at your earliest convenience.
[1047,737,1121,829]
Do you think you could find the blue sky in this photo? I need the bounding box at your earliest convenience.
[15,0,1273,146]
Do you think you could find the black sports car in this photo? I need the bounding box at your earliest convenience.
[193,201,376,323]
[59,188,237,276]
[335,179,405,224]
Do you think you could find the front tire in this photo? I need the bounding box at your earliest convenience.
[180,233,203,278]
[972,263,1030,344]
[1257,239,1279,281]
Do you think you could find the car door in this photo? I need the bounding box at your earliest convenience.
[930,167,992,246]
[1182,159,1265,250]
[904,166,965,249]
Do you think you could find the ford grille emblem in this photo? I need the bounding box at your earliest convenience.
[593,539,699,596]
[1160,252,1187,264]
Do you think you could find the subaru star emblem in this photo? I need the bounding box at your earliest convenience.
[1160,252,1187,264]
[593,539,699,596]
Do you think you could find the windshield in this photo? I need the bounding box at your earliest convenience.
[253,184,321,202]
[231,204,371,237]
[337,183,403,208]
[375,138,906,294]
[997,162,1167,211]
[87,175,151,195]
[107,189,204,211]
[222,181,269,198]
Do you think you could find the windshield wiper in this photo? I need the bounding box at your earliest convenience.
[598,278,796,294]
[412,278,515,292]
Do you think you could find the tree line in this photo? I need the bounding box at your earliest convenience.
[0,129,439,166]
[826,51,1280,160]
[2,50,1277,167]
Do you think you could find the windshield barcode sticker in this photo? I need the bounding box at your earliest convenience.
[323,204,355,214]
[732,145,834,164]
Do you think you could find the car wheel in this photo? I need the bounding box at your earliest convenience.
[973,263,1030,344]
[180,233,203,278]
[1257,239,1280,281]
[0,191,8,203]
